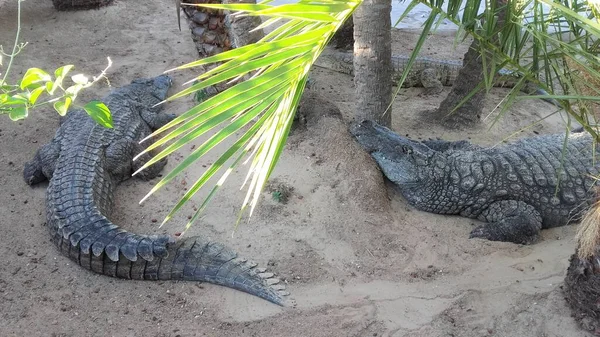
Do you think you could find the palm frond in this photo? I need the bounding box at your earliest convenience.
[140,0,359,231]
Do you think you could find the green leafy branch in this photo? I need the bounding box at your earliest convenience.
[0,0,113,127]
[1,60,114,127]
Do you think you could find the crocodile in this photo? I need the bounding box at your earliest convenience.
[315,48,463,89]
[352,120,599,244]
[23,75,288,305]
[315,48,555,102]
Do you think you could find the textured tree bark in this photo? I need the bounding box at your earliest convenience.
[433,0,507,129]
[564,253,600,333]
[353,0,392,127]
[223,0,264,48]
[183,0,265,96]
[51,0,112,11]
[433,38,488,128]
[184,0,231,57]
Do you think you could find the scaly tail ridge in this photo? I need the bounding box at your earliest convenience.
[53,220,290,305]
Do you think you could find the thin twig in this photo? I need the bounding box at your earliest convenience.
[2,0,24,84]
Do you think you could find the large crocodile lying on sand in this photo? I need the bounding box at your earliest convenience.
[23,75,288,305]
[352,120,598,244]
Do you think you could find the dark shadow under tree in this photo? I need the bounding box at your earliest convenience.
[330,15,354,50]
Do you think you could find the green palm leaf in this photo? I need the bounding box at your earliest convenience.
[141,0,358,232]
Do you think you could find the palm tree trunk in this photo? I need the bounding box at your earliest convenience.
[353,0,392,127]
[564,253,600,332]
[51,0,112,10]
[223,0,264,48]
[433,0,507,129]
[433,38,488,128]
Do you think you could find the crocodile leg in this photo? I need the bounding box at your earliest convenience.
[23,140,61,185]
[141,110,177,130]
[124,96,177,131]
[133,148,167,181]
[105,139,135,180]
[469,200,543,244]
[105,138,167,181]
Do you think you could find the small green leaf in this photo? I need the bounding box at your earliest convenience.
[47,65,74,95]
[84,100,113,128]
[55,65,74,79]
[71,74,89,85]
[53,97,72,116]
[20,68,52,90]
[65,84,83,98]
[1,94,28,106]
[8,107,28,121]
[28,87,46,105]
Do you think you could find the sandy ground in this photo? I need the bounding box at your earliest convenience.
[0,0,592,336]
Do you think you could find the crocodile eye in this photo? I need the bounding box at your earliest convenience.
[401,145,413,154]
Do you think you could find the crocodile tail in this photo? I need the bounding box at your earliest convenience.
[52,213,289,306]
[141,235,289,306]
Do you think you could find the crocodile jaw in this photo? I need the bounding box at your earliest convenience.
[351,120,433,186]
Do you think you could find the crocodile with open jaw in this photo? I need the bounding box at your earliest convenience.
[352,120,598,244]
[23,75,288,305]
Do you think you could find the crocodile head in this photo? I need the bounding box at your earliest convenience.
[351,120,447,208]
[351,120,436,184]
[130,75,172,104]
